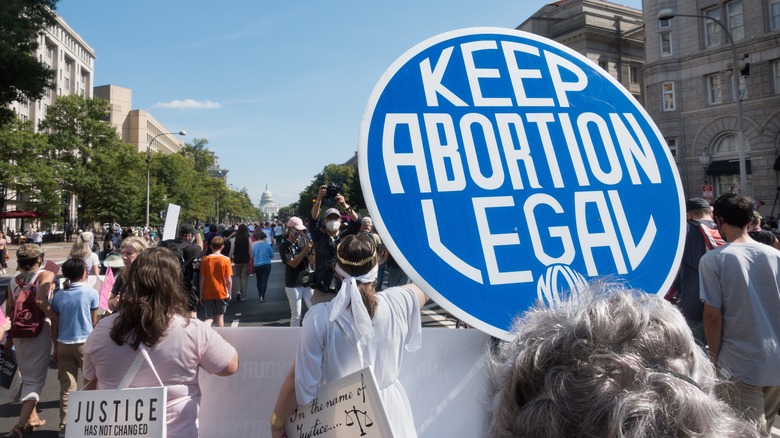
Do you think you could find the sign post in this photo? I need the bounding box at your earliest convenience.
[359,28,685,339]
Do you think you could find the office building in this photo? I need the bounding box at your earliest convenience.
[94,84,185,154]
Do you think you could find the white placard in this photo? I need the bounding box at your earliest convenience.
[66,386,167,438]
[161,204,181,241]
[285,367,393,437]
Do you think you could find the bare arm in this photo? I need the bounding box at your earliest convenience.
[194,233,204,252]
[404,283,429,309]
[225,275,232,299]
[335,193,359,223]
[310,185,327,221]
[285,240,313,269]
[90,308,99,327]
[271,364,298,437]
[216,350,239,376]
[36,270,56,318]
[703,303,723,366]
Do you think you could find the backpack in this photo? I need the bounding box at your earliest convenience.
[689,220,726,250]
[160,239,197,291]
[10,272,44,339]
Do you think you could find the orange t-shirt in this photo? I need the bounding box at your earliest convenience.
[199,254,233,300]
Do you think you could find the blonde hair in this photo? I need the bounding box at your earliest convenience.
[120,236,148,255]
[69,231,94,259]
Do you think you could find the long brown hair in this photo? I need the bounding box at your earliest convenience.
[110,247,189,349]
[336,234,378,317]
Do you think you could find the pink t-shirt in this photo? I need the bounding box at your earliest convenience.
[83,314,236,437]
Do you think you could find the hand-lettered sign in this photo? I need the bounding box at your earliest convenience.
[358,28,685,340]
[284,367,393,437]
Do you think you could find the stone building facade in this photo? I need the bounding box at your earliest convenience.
[643,0,780,214]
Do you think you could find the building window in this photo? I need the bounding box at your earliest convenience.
[660,31,673,56]
[727,1,744,41]
[629,65,639,84]
[666,138,678,158]
[713,133,751,194]
[772,0,780,30]
[704,7,722,47]
[774,60,780,93]
[663,81,676,111]
[599,59,609,73]
[707,74,722,104]
[659,17,671,28]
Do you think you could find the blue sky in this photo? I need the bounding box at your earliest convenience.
[55,0,642,207]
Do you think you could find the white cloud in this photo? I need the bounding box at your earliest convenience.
[153,99,222,110]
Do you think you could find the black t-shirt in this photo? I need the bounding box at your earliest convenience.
[280,236,310,288]
[310,217,361,293]
[233,236,251,264]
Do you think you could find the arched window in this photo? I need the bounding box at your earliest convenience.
[713,133,738,154]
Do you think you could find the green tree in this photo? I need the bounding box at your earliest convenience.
[0,0,57,124]
[222,187,259,223]
[0,118,59,218]
[40,95,144,225]
[180,138,216,174]
[149,152,201,223]
[89,140,145,226]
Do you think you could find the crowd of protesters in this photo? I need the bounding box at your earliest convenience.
[5,189,779,437]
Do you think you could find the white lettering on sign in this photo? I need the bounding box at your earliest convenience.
[382,111,660,195]
[419,42,586,107]
[417,189,657,285]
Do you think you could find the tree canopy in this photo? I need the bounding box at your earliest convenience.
[0,0,57,124]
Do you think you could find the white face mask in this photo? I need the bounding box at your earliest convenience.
[326,220,341,233]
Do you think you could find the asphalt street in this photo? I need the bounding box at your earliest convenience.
[0,243,458,436]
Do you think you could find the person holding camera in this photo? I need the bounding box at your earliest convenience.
[309,184,360,304]
[280,217,314,326]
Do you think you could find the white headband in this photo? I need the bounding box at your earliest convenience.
[329,263,379,345]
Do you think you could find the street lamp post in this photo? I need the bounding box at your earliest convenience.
[658,8,747,194]
[146,130,186,228]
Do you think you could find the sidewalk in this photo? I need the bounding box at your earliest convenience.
[2,242,72,279]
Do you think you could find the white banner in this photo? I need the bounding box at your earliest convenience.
[199,327,490,437]
[66,386,167,438]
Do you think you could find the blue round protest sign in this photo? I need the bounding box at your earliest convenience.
[359,28,684,340]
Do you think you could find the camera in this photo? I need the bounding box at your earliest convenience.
[325,183,343,199]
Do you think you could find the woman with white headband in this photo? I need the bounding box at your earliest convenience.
[270,234,427,437]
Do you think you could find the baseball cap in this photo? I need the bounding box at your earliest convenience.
[324,208,341,219]
[287,217,307,231]
[178,223,196,235]
[686,198,710,212]
[17,243,44,260]
[361,217,373,226]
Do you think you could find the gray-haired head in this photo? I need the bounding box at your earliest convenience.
[486,284,760,438]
